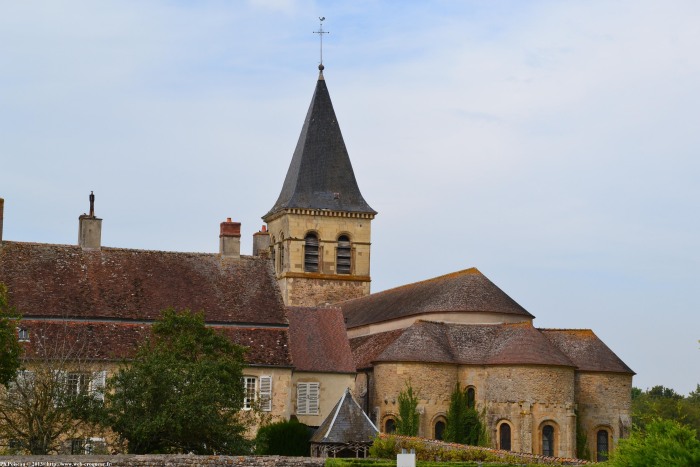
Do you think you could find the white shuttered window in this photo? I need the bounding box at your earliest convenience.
[259,376,272,412]
[296,382,320,415]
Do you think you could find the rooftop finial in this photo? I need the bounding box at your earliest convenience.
[313,17,329,71]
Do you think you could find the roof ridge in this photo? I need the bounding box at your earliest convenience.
[2,241,266,259]
[340,267,482,305]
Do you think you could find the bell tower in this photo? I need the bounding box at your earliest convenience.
[263,66,376,306]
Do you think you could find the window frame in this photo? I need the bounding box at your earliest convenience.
[596,427,611,461]
[17,327,29,342]
[498,421,512,451]
[304,233,320,273]
[336,234,352,275]
[242,376,257,410]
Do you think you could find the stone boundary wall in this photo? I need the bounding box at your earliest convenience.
[388,435,591,465]
[0,455,325,467]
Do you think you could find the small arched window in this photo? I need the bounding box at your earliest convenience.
[385,418,396,434]
[467,387,476,409]
[499,423,512,451]
[542,425,555,457]
[336,235,351,274]
[434,420,446,440]
[304,233,319,272]
[597,429,609,461]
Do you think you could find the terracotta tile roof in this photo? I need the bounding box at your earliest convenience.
[349,329,404,370]
[340,268,534,329]
[351,321,576,368]
[18,319,292,367]
[310,388,378,444]
[287,307,355,373]
[0,242,286,325]
[264,74,376,218]
[540,329,635,374]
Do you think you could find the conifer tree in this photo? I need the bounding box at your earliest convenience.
[444,382,484,445]
[396,380,420,436]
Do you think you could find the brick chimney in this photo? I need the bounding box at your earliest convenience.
[252,225,270,257]
[219,218,241,258]
[78,191,102,250]
[0,197,4,246]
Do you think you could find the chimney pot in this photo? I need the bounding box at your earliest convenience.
[219,219,241,258]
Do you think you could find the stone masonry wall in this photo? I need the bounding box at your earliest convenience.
[0,455,324,467]
[283,276,369,307]
[371,363,578,458]
[575,372,633,460]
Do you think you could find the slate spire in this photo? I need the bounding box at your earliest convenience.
[264,69,376,218]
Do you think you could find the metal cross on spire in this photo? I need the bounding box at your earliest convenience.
[313,17,329,70]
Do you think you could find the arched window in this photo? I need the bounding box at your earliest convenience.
[467,387,476,409]
[384,418,396,434]
[304,233,319,272]
[434,420,446,440]
[336,235,351,274]
[542,425,555,457]
[499,423,512,451]
[277,234,284,272]
[597,429,609,461]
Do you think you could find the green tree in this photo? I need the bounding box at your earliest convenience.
[0,284,21,387]
[444,383,485,446]
[606,419,700,466]
[254,418,310,455]
[632,385,700,439]
[105,309,250,454]
[395,380,420,436]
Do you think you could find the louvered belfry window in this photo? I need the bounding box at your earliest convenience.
[304,233,319,272]
[336,235,351,274]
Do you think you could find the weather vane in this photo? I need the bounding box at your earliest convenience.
[313,17,329,69]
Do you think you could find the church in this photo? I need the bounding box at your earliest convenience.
[0,63,632,461]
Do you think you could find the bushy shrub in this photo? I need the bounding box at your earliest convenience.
[605,418,700,466]
[255,418,311,456]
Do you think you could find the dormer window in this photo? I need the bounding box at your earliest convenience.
[304,233,319,272]
[17,328,29,342]
[336,235,351,274]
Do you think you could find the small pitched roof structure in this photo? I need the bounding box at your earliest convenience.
[540,329,635,374]
[310,388,378,458]
[264,71,376,219]
[350,321,575,369]
[341,268,534,329]
[287,307,356,373]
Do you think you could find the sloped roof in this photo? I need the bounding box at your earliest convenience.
[287,307,355,373]
[0,242,287,325]
[540,329,635,374]
[349,328,405,370]
[18,319,292,366]
[311,388,378,444]
[341,268,534,329]
[264,72,375,218]
[351,321,576,368]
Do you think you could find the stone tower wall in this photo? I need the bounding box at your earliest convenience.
[266,211,372,306]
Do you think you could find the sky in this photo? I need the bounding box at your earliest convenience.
[1,1,698,394]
